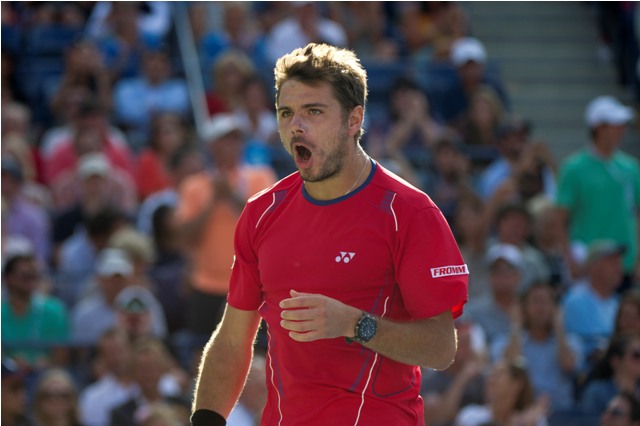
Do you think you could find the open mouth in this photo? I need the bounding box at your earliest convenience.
[294,144,312,163]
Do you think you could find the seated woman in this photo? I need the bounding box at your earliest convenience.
[454,357,549,426]
[580,334,640,417]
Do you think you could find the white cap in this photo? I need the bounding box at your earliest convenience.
[450,37,487,67]
[486,243,524,269]
[96,248,133,277]
[202,113,243,143]
[115,285,154,313]
[585,95,634,128]
[78,152,111,179]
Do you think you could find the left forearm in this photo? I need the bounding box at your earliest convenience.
[362,311,457,370]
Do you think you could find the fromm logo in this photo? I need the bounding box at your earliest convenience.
[431,264,469,278]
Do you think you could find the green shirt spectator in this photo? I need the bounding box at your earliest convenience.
[1,250,69,370]
[556,95,640,279]
[556,147,640,274]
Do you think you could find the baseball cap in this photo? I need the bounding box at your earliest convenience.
[586,240,626,264]
[115,285,154,313]
[585,96,634,128]
[95,248,133,277]
[486,243,524,270]
[78,152,111,179]
[450,37,487,67]
[202,113,243,143]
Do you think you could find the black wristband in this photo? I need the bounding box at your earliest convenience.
[190,409,226,426]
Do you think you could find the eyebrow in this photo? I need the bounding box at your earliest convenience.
[277,102,329,113]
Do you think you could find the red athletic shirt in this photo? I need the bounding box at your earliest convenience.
[228,161,468,426]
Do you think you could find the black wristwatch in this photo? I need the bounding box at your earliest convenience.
[349,311,378,344]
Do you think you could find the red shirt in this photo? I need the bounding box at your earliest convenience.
[43,138,136,187]
[136,149,172,200]
[229,161,468,426]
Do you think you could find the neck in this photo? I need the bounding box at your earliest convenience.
[592,140,615,159]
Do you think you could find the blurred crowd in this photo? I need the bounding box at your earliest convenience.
[1,2,639,426]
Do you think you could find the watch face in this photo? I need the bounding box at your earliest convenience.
[357,314,377,343]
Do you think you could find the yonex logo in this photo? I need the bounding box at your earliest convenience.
[335,252,356,263]
[430,264,469,278]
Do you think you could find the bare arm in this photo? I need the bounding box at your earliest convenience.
[192,305,262,417]
[280,290,457,370]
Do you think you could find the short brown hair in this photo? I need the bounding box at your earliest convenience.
[274,43,368,143]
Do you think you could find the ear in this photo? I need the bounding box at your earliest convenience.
[347,106,364,138]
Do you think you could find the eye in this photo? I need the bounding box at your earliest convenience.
[279,110,292,118]
[309,109,321,115]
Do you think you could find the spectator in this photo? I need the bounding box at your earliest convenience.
[113,285,168,344]
[227,353,268,426]
[235,76,281,167]
[70,248,135,346]
[40,93,130,167]
[614,290,640,339]
[327,2,399,61]
[31,368,84,426]
[555,96,639,290]
[136,113,191,201]
[108,226,156,290]
[86,1,171,43]
[423,137,475,223]
[491,282,584,413]
[48,38,111,122]
[135,145,205,237]
[87,2,167,80]
[190,2,269,80]
[109,337,187,426]
[490,201,551,291]
[54,207,126,307]
[51,151,137,217]
[1,157,52,266]
[1,250,69,372]
[147,205,188,335]
[600,391,640,426]
[454,357,549,426]
[205,49,256,117]
[455,85,503,168]
[173,113,276,354]
[113,50,190,151]
[563,240,625,364]
[478,116,556,202]
[265,2,347,64]
[529,197,574,291]
[44,99,137,187]
[78,327,136,426]
[463,243,524,345]
[1,357,34,426]
[139,403,184,426]
[367,76,448,176]
[434,36,510,124]
[581,334,640,417]
[453,193,492,301]
[422,320,488,426]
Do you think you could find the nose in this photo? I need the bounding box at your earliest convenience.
[289,113,305,135]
